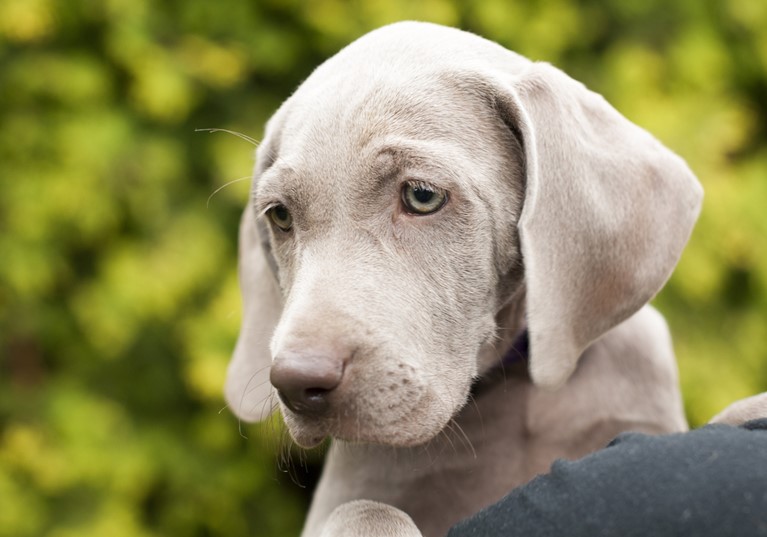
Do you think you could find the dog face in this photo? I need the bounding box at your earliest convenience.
[254,77,525,447]
[224,22,702,448]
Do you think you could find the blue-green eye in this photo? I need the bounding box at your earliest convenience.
[401,182,448,215]
[267,204,293,231]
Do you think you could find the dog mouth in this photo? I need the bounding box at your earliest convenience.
[282,412,451,450]
[278,378,461,449]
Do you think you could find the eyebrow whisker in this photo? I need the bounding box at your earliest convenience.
[207,175,252,208]
[196,128,261,147]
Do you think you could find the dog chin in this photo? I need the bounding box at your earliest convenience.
[289,426,445,449]
[282,411,451,449]
[289,429,329,449]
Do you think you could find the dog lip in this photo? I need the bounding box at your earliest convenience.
[286,413,443,448]
[293,431,329,449]
[291,390,452,448]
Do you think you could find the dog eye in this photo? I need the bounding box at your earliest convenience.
[401,181,448,215]
[267,204,293,231]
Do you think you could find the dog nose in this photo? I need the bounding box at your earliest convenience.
[270,352,345,417]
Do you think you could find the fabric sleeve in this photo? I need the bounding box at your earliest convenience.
[447,419,767,537]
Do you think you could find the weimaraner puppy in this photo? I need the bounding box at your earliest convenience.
[225,22,704,537]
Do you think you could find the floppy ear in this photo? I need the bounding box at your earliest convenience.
[491,63,703,388]
[224,111,285,422]
[224,202,282,422]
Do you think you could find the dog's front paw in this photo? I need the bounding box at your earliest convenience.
[319,500,422,537]
[710,392,767,426]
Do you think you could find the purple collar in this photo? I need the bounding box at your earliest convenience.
[501,328,529,367]
[470,328,529,397]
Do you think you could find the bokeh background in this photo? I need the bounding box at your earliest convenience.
[2,0,766,535]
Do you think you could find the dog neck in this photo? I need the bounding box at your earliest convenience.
[470,328,529,397]
[303,307,690,537]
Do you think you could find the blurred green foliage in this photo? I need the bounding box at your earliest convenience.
[1,0,766,535]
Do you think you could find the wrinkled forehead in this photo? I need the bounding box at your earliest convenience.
[255,21,531,182]
[276,71,486,169]
[253,73,499,223]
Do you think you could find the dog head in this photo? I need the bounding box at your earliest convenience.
[224,22,702,448]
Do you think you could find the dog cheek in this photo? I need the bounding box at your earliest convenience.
[341,362,449,445]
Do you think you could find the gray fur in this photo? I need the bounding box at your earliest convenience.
[710,393,767,426]
[225,22,703,537]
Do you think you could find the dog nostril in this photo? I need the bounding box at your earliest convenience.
[277,386,332,416]
[305,387,330,401]
[270,353,345,417]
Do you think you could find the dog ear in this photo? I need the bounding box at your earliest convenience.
[224,203,282,422]
[224,112,285,422]
[491,63,703,388]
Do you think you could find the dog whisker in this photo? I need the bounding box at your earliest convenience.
[236,363,273,421]
[249,391,276,424]
[451,419,477,459]
[439,424,459,456]
[237,418,248,440]
[245,375,274,397]
[465,394,486,436]
[206,175,251,208]
[237,370,262,419]
[277,427,292,472]
[195,127,260,146]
